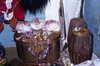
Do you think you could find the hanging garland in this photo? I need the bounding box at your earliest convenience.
[20,30,51,59]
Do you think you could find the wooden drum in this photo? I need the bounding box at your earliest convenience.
[68,18,86,45]
[68,27,93,64]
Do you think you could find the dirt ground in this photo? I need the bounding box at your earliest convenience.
[5,47,18,61]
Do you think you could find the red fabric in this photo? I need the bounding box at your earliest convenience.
[10,0,25,20]
[14,1,25,20]
[0,0,25,32]
[0,22,4,33]
[0,0,6,11]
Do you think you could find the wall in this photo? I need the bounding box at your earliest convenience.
[0,24,16,47]
[84,0,100,58]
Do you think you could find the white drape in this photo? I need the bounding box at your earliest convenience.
[45,0,60,21]
[64,0,82,43]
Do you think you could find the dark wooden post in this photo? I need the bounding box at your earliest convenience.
[68,18,86,46]
[68,27,93,64]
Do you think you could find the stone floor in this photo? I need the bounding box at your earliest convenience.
[5,47,100,61]
[5,47,64,66]
[4,47,100,66]
[5,47,18,61]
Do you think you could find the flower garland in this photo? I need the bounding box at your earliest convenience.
[20,29,51,59]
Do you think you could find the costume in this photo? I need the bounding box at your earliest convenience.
[0,0,25,32]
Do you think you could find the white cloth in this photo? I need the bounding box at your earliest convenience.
[3,12,13,20]
[5,0,12,9]
[3,0,13,21]
[2,11,13,21]
[45,0,60,21]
